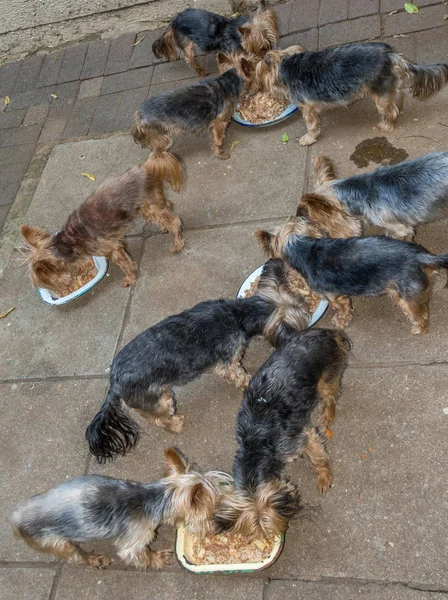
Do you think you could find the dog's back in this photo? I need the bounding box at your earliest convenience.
[172,8,247,52]
[280,42,394,104]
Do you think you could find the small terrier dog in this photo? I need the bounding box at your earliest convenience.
[256,42,448,145]
[132,51,259,172]
[12,448,231,569]
[214,328,350,540]
[297,153,448,240]
[86,259,311,463]
[152,2,279,77]
[256,226,448,334]
[20,162,184,296]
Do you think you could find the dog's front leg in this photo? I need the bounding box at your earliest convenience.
[109,243,138,287]
[299,104,321,146]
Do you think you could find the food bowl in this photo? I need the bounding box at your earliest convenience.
[175,525,284,574]
[232,102,298,128]
[237,264,328,326]
[38,256,108,306]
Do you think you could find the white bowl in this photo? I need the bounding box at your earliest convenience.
[175,524,284,574]
[38,256,109,306]
[232,102,298,128]
[237,264,328,327]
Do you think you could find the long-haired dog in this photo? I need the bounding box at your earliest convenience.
[214,328,350,540]
[86,259,311,463]
[256,226,448,334]
[20,163,184,295]
[297,153,448,240]
[256,42,448,145]
[152,1,278,77]
[12,448,232,569]
[132,51,258,176]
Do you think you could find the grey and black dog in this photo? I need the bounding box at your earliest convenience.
[86,259,310,463]
[214,328,350,540]
[256,229,448,334]
[257,42,448,145]
[297,153,448,240]
[12,448,231,569]
[152,2,278,77]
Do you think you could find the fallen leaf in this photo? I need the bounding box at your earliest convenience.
[4,95,10,105]
[282,132,289,142]
[231,11,240,17]
[81,172,96,181]
[326,428,333,439]
[50,93,58,99]
[393,33,409,37]
[389,9,398,14]
[360,453,366,459]
[132,35,145,46]
[0,306,15,319]
[230,140,240,150]
[368,447,373,452]
[444,14,448,19]
[404,3,419,14]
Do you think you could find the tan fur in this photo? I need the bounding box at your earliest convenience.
[387,286,430,335]
[240,8,279,57]
[327,294,354,329]
[152,27,178,62]
[145,151,184,193]
[301,428,333,493]
[255,217,323,259]
[184,41,208,77]
[135,391,185,433]
[215,346,251,390]
[209,105,234,160]
[391,54,448,100]
[217,51,260,96]
[255,45,304,97]
[313,155,337,190]
[297,193,363,239]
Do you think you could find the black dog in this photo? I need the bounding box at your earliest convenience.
[257,42,448,145]
[257,228,448,334]
[152,3,278,77]
[215,328,350,539]
[86,259,310,463]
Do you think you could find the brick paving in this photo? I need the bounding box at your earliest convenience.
[0,0,447,229]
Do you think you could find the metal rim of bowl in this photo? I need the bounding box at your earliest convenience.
[232,104,298,128]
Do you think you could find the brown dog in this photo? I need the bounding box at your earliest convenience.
[21,162,184,296]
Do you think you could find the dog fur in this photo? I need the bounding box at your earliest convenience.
[214,328,350,539]
[20,162,184,296]
[12,448,231,569]
[152,2,278,77]
[86,259,311,463]
[256,42,448,145]
[256,227,448,334]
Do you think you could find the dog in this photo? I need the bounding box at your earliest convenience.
[152,1,278,77]
[214,328,350,540]
[297,153,448,240]
[256,226,448,334]
[256,42,448,145]
[86,259,311,463]
[132,51,259,174]
[20,162,184,296]
[12,448,232,569]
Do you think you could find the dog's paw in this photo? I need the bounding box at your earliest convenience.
[317,470,333,494]
[86,554,112,568]
[299,133,318,146]
[377,121,396,133]
[121,275,137,287]
[171,237,185,253]
[411,323,428,335]
[167,414,185,433]
[152,549,173,569]
[216,150,231,160]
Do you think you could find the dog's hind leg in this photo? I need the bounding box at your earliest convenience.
[327,294,353,329]
[210,105,233,160]
[18,533,111,567]
[117,529,172,570]
[373,91,400,132]
[317,367,343,430]
[215,345,251,390]
[108,242,138,287]
[135,389,185,433]
[139,179,184,252]
[397,289,430,335]
[301,427,333,493]
[183,41,208,77]
[299,104,321,146]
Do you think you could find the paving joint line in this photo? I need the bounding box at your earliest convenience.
[48,563,63,600]
[0,374,108,385]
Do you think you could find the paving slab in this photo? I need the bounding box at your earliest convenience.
[55,569,265,600]
[0,379,104,561]
[0,568,55,600]
[270,365,448,587]
[266,580,447,599]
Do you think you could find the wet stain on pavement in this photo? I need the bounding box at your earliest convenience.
[350,137,409,168]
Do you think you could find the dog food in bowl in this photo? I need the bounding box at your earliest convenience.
[57,258,98,297]
[191,532,275,565]
[236,91,289,124]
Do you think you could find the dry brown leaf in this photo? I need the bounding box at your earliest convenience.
[0,306,15,319]
[326,428,333,439]
[132,35,145,46]
[360,453,366,459]
[389,10,399,14]
[81,172,96,181]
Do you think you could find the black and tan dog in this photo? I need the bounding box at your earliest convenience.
[215,328,350,540]
[12,448,232,569]
[256,225,448,334]
[256,42,448,145]
[152,2,278,77]
[297,153,448,240]
[86,259,311,463]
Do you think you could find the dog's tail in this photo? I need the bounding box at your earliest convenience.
[256,259,310,345]
[85,389,140,463]
[418,252,448,269]
[392,54,448,99]
[146,151,183,192]
[152,27,178,61]
[313,155,337,190]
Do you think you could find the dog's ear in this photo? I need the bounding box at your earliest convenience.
[189,482,211,508]
[255,229,274,255]
[217,52,231,69]
[296,195,310,217]
[240,56,254,78]
[237,25,249,36]
[164,447,190,476]
[20,224,51,248]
